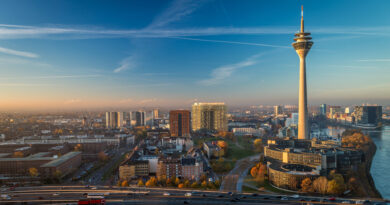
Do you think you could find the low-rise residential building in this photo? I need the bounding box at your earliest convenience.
[156,157,181,179]
[203,141,223,159]
[181,157,203,180]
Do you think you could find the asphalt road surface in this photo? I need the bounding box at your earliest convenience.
[0,185,388,205]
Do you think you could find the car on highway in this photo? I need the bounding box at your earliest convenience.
[291,194,300,199]
[281,196,288,200]
[185,192,192,197]
[0,195,11,200]
[329,197,336,201]
[52,193,60,196]
[163,192,170,196]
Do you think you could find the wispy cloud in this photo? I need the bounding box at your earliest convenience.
[357,59,390,62]
[170,36,289,48]
[199,52,265,86]
[0,46,38,58]
[147,0,209,29]
[113,56,136,73]
[114,0,210,73]
[3,24,390,39]
[0,56,50,67]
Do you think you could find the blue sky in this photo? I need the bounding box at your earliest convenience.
[0,0,390,110]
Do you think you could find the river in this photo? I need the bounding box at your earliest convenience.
[323,125,390,199]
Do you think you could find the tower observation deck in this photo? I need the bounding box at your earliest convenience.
[292,6,313,140]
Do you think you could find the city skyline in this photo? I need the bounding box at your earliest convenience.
[1,0,390,111]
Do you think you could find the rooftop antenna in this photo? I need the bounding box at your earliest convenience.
[301,5,304,33]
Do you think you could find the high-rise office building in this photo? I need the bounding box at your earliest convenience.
[274,105,283,116]
[192,102,227,132]
[292,6,313,140]
[105,112,124,129]
[153,109,160,119]
[130,111,146,127]
[354,105,382,127]
[320,104,327,116]
[169,110,191,137]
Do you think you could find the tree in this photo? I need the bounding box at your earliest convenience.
[207,182,216,189]
[347,177,360,194]
[29,167,39,177]
[313,176,328,195]
[98,151,108,162]
[184,180,190,188]
[137,179,144,186]
[201,181,207,189]
[166,178,173,187]
[217,140,228,151]
[301,178,314,193]
[146,177,157,187]
[250,167,258,178]
[121,180,129,187]
[178,183,184,188]
[191,182,199,188]
[253,139,264,153]
[157,175,166,185]
[174,177,180,186]
[214,180,221,188]
[74,144,82,151]
[13,151,24,158]
[327,178,346,195]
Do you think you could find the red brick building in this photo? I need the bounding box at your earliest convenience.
[169,110,190,137]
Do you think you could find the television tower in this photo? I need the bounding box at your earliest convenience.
[292,6,313,140]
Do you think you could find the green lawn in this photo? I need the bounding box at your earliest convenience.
[242,185,258,193]
[193,135,256,160]
[244,174,291,194]
[225,141,255,160]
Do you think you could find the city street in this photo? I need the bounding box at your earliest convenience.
[220,154,260,192]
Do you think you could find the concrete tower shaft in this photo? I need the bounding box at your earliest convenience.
[292,6,313,140]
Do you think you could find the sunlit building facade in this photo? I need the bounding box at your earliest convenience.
[191,102,227,132]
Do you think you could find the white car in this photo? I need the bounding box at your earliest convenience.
[281,196,288,200]
[91,187,97,190]
[52,193,60,196]
[291,194,300,199]
[163,192,170,196]
[0,195,11,200]
[185,193,192,197]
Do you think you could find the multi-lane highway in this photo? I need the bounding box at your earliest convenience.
[0,185,388,204]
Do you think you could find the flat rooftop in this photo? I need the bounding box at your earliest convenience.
[27,152,51,158]
[0,157,54,162]
[0,153,11,158]
[40,151,81,168]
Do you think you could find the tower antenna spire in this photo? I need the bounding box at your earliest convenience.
[301,5,304,33]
